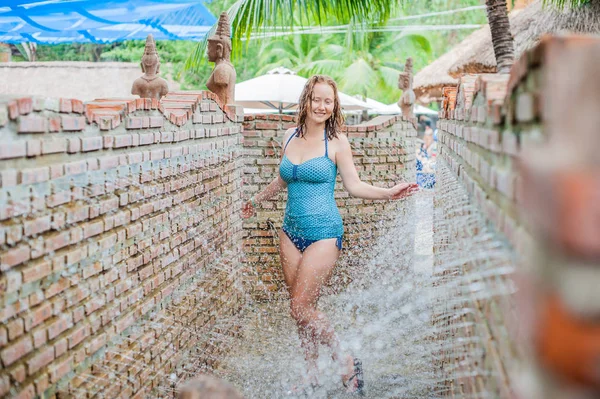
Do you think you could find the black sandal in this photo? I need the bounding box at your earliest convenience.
[342,358,365,395]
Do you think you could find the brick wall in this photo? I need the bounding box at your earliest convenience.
[241,114,417,301]
[0,92,246,398]
[433,36,600,397]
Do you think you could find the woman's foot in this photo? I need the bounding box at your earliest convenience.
[341,356,364,394]
[287,373,319,396]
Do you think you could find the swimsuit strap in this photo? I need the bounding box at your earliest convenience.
[283,128,297,153]
[324,129,329,158]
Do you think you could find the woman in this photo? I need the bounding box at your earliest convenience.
[242,75,418,393]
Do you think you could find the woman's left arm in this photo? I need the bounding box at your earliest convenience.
[336,134,419,200]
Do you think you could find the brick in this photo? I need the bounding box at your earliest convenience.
[45,230,70,252]
[64,160,87,176]
[13,384,35,399]
[139,132,154,145]
[59,98,73,113]
[49,356,72,383]
[7,318,24,340]
[71,99,84,114]
[18,114,48,133]
[1,244,30,270]
[0,375,8,397]
[48,117,61,132]
[41,138,67,154]
[515,92,535,123]
[68,325,89,349]
[34,374,49,396]
[149,116,163,128]
[0,141,27,159]
[114,134,133,148]
[1,336,33,366]
[67,137,81,153]
[26,139,41,157]
[27,346,54,375]
[82,220,104,239]
[126,116,144,129]
[23,215,51,236]
[98,155,119,170]
[20,166,50,184]
[49,164,64,179]
[61,115,86,131]
[17,98,33,115]
[0,107,7,127]
[54,338,67,358]
[47,315,72,340]
[0,169,18,187]
[32,329,46,348]
[81,136,103,152]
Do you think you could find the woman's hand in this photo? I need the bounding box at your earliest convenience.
[388,182,420,200]
[241,200,255,218]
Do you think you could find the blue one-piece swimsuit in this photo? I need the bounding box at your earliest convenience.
[279,129,344,252]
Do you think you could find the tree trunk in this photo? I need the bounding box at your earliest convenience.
[485,0,515,73]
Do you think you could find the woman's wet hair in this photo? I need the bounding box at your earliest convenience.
[296,75,345,140]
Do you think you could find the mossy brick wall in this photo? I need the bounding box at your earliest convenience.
[241,114,417,301]
[0,92,245,398]
[433,36,600,397]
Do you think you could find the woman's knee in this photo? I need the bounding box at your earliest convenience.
[290,300,313,325]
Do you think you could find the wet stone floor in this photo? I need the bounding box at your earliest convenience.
[216,192,440,399]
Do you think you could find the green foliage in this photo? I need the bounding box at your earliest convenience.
[16,0,495,102]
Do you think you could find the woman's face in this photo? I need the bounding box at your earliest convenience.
[309,82,335,124]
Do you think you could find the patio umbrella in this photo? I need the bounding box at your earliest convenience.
[235,67,370,112]
[362,98,437,116]
[0,0,216,43]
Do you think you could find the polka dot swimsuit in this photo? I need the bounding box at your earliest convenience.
[279,129,344,244]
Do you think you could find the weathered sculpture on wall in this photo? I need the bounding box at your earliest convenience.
[131,34,169,100]
[206,12,236,105]
[398,58,416,119]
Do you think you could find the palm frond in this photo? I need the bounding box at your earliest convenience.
[301,59,344,77]
[186,0,397,71]
[340,57,377,96]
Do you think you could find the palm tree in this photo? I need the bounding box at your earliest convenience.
[189,0,587,76]
[485,0,588,73]
[485,0,514,73]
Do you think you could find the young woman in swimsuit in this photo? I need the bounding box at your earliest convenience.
[241,75,419,393]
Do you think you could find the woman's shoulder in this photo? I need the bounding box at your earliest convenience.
[331,132,350,147]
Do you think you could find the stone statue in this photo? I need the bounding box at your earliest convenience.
[206,12,236,105]
[131,34,169,100]
[398,58,416,119]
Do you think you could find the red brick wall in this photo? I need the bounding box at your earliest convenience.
[241,114,417,301]
[0,92,245,398]
[433,36,600,397]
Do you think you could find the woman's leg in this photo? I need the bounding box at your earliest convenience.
[278,230,303,290]
[288,239,356,382]
[279,231,319,378]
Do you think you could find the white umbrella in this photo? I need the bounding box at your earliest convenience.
[235,67,369,112]
[379,102,438,116]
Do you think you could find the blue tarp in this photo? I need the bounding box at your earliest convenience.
[0,0,216,43]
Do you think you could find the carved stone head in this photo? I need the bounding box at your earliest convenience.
[398,57,414,91]
[207,12,232,62]
[141,34,160,74]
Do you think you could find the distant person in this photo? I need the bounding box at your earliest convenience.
[242,75,419,394]
[416,123,436,189]
[178,375,244,399]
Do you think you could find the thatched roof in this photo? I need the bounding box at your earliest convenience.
[412,32,476,102]
[0,61,180,101]
[449,0,600,77]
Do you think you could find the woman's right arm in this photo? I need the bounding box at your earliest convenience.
[241,128,295,218]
